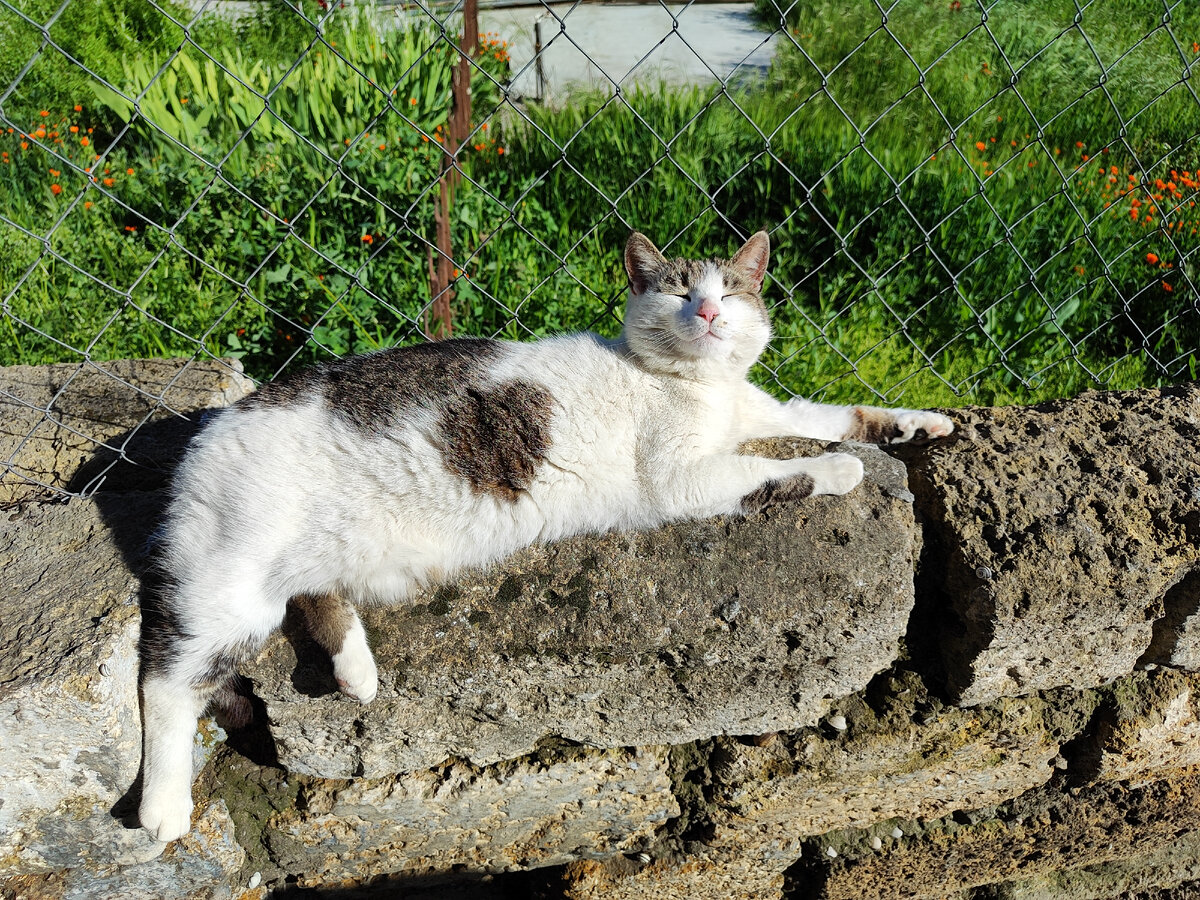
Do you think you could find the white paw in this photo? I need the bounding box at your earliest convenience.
[332,646,378,704]
[811,452,864,496]
[893,411,954,443]
[139,792,193,843]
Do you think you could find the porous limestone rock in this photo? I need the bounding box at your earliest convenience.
[0,497,237,895]
[259,746,677,884]
[800,772,1200,900]
[705,671,1092,838]
[906,385,1200,706]
[0,357,252,503]
[554,672,1097,900]
[991,827,1200,899]
[245,440,921,780]
[1079,670,1200,783]
[562,846,790,900]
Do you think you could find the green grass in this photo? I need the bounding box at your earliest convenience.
[1,0,1197,406]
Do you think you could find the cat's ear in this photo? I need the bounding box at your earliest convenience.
[625,232,667,295]
[731,230,770,293]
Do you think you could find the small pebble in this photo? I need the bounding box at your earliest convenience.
[827,715,848,732]
[247,872,262,890]
[870,836,883,850]
[826,846,838,858]
[891,827,904,839]
[98,663,110,677]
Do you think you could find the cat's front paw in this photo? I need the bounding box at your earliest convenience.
[809,452,864,496]
[139,792,193,843]
[892,411,954,444]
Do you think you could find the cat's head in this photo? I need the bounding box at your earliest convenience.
[621,231,772,378]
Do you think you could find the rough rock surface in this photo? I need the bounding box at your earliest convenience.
[0,357,252,502]
[249,440,920,779]
[265,747,676,883]
[8,361,1200,900]
[906,385,1200,705]
[0,497,239,893]
[799,772,1200,900]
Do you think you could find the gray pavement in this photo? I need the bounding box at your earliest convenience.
[479,3,779,101]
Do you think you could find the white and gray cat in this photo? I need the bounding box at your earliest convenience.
[137,230,953,842]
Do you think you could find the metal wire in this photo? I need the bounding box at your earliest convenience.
[2,0,1198,502]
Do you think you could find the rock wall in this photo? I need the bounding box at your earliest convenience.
[2,359,1199,900]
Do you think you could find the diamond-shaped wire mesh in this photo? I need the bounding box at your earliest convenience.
[2,0,1199,502]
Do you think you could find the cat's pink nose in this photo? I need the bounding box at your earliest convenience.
[696,299,720,323]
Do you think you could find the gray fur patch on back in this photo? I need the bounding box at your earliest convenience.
[438,380,555,502]
[239,338,504,433]
[241,339,554,500]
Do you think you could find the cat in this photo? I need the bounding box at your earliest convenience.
[137,230,953,842]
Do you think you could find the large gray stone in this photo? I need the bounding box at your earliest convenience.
[906,386,1200,706]
[245,440,921,779]
[805,772,1200,900]
[0,357,252,502]
[261,746,676,884]
[0,497,237,896]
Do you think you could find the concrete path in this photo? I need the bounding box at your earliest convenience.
[478,3,779,101]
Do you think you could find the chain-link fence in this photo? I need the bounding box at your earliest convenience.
[2,0,1199,501]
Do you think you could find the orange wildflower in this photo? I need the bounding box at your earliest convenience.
[50,184,62,195]
[39,110,48,117]
[81,137,89,147]
[84,201,92,209]
[1163,281,1173,291]
[1146,252,1159,264]
[126,168,134,176]
[975,141,986,151]
[74,104,82,112]
[103,177,114,186]
[361,234,373,244]
[69,125,78,133]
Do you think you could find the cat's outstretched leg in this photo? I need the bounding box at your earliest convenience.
[292,593,378,703]
[783,398,954,444]
[735,385,954,445]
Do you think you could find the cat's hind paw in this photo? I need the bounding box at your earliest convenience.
[892,411,954,444]
[139,793,193,843]
[333,645,379,704]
